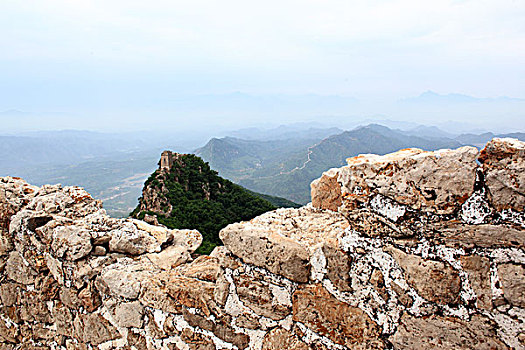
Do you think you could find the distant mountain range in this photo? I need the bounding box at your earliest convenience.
[400,91,525,104]
[227,124,343,141]
[196,124,525,204]
[2,123,523,216]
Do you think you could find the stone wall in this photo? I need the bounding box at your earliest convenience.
[1,138,524,349]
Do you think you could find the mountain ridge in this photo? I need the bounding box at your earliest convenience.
[131,151,298,254]
[199,124,465,204]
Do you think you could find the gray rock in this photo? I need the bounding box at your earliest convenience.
[498,263,525,308]
[99,266,142,300]
[390,313,508,349]
[52,225,92,261]
[73,313,120,345]
[479,138,525,211]
[108,226,158,255]
[5,251,36,284]
[314,146,478,214]
[113,301,144,328]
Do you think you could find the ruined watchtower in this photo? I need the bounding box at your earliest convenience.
[159,150,174,170]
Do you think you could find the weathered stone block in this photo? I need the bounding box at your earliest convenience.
[262,327,309,350]
[5,251,37,285]
[98,266,142,300]
[313,146,478,214]
[385,246,461,305]
[345,209,412,238]
[461,255,492,310]
[220,207,348,283]
[73,313,120,346]
[322,243,352,291]
[429,222,524,250]
[113,301,144,328]
[390,313,508,349]
[233,273,291,320]
[166,277,216,316]
[479,138,525,211]
[183,309,249,349]
[52,226,92,261]
[220,223,310,282]
[498,263,525,308]
[292,284,383,349]
[180,328,216,350]
[311,168,342,211]
[178,255,220,282]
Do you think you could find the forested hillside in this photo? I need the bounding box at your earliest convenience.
[131,153,295,254]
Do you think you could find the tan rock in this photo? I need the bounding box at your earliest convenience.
[311,168,342,211]
[59,287,82,309]
[214,271,230,306]
[390,313,508,349]
[182,309,249,349]
[209,245,241,270]
[292,284,383,349]
[479,138,525,211]
[262,327,309,350]
[498,263,525,308]
[92,246,106,256]
[45,253,64,285]
[0,318,18,343]
[429,222,524,250]
[220,222,310,282]
[235,313,260,329]
[52,302,73,336]
[385,246,461,305]
[178,255,220,282]
[139,274,181,314]
[390,281,413,308]
[98,265,142,300]
[19,290,52,323]
[220,207,348,282]
[77,282,101,312]
[314,146,478,214]
[0,282,21,307]
[460,255,492,310]
[370,268,388,301]
[108,226,159,255]
[113,301,144,328]
[180,328,216,350]
[322,243,352,291]
[51,226,92,261]
[73,313,120,345]
[130,219,202,252]
[233,273,291,320]
[5,251,36,285]
[345,209,411,238]
[167,276,216,316]
[127,329,147,349]
[146,245,191,270]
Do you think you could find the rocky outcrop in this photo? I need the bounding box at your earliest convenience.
[0,138,524,350]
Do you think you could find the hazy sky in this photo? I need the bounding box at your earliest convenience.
[1,0,524,131]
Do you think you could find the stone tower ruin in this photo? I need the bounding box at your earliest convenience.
[159,150,174,170]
